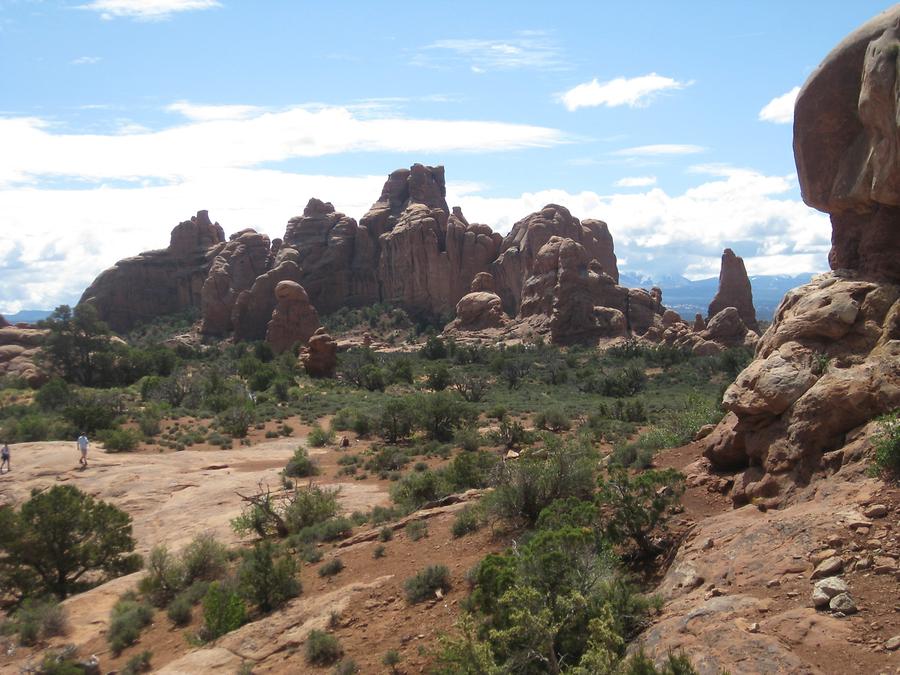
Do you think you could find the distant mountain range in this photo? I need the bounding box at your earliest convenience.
[3,310,52,324]
[618,273,814,321]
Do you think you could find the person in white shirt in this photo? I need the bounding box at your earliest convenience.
[77,433,89,469]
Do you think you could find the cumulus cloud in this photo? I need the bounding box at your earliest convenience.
[416,32,565,72]
[71,56,102,65]
[612,144,705,157]
[561,73,690,111]
[759,86,800,124]
[615,176,657,188]
[0,103,567,186]
[79,0,221,20]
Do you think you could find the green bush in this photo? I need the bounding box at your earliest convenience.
[34,377,72,410]
[378,526,393,542]
[138,545,184,607]
[451,505,483,538]
[308,424,335,447]
[306,629,343,666]
[454,427,482,452]
[378,398,416,443]
[406,520,428,541]
[284,447,319,477]
[98,427,143,452]
[416,391,475,442]
[239,541,300,612]
[534,407,571,432]
[217,405,254,438]
[13,599,67,646]
[318,558,345,577]
[427,364,451,391]
[166,593,193,626]
[420,335,447,360]
[404,564,450,603]
[872,410,900,477]
[373,544,386,559]
[121,650,152,675]
[181,534,228,585]
[108,594,153,655]
[333,658,360,675]
[383,649,402,672]
[201,582,247,641]
[444,450,499,491]
[390,469,447,510]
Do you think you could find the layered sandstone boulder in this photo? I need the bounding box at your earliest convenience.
[0,325,46,386]
[703,6,900,506]
[265,281,321,354]
[200,230,271,336]
[80,211,225,332]
[491,204,619,316]
[519,236,627,343]
[708,248,759,331]
[233,258,305,343]
[445,273,507,332]
[301,328,337,377]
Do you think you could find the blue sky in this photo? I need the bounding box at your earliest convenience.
[0,0,892,313]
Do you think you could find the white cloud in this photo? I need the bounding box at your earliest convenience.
[78,0,221,21]
[71,56,102,65]
[561,73,690,111]
[615,176,656,188]
[417,32,565,72]
[0,103,567,186]
[612,144,705,157]
[759,86,800,124]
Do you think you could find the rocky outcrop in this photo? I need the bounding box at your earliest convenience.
[80,211,225,332]
[0,314,8,328]
[704,7,900,506]
[708,249,759,331]
[445,274,507,333]
[301,328,337,377]
[200,230,271,336]
[794,6,900,283]
[491,204,618,316]
[233,258,304,343]
[0,325,46,386]
[282,199,378,314]
[265,281,321,354]
[518,236,628,343]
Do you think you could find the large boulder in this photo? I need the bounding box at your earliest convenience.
[0,325,46,386]
[491,204,618,316]
[708,248,759,331]
[200,230,271,336]
[794,6,900,282]
[265,281,321,354]
[80,211,225,332]
[300,328,337,378]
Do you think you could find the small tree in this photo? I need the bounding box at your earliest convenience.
[596,467,685,558]
[378,398,416,443]
[0,485,137,600]
[416,391,474,442]
[201,582,246,641]
[39,304,114,387]
[238,541,300,613]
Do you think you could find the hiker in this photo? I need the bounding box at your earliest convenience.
[0,443,9,473]
[77,432,89,468]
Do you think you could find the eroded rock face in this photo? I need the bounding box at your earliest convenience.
[200,229,271,336]
[0,325,46,386]
[491,204,619,316]
[301,328,337,377]
[80,211,225,332]
[794,6,900,282]
[708,249,759,331]
[265,280,321,354]
[232,258,304,343]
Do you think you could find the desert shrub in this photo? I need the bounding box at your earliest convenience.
[0,484,137,600]
[121,651,152,675]
[383,649,402,672]
[306,629,343,666]
[390,469,447,510]
[405,564,450,603]
[389,357,415,384]
[533,407,571,432]
[596,467,685,558]
[137,408,162,437]
[350,412,373,437]
[454,427,482,452]
[318,558,344,577]
[331,408,353,431]
[308,424,335,447]
[62,391,120,433]
[452,373,490,403]
[488,419,532,450]
[108,594,153,655]
[484,437,596,527]
[451,505,483,538]
[239,541,300,613]
[181,533,228,585]
[166,593,193,626]
[217,405,253,438]
[34,377,72,410]
[98,427,143,452]
[444,450,499,491]
[373,544,386,559]
[364,444,410,473]
[378,526,393,542]
[420,335,447,360]
[201,581,246,641]
[872,410,900,477]
[283,485,341,533]
[427,364,451,391]
[138,545,184,607]
[378,397,416,443]
[284,446,319,477]
[4,414,51,443]
[13,599,67,646]
[416,391,476,442]
[406,520,428,541]
[333,658,360,675]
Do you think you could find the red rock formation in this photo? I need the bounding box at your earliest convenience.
[470,272,496,293]
[301,328,337,377]
[0,325,46,386]
[794,7,900,283]
[200,230,271,336]
[703,7,900,507]
[80,211,225,332]
[265,281,321,354]
[693,313,706,332]
[232,258,304,342]
[0,315,8,328]
[491,204,618,316]
[708,248,759,332]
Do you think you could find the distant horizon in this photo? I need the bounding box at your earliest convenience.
[2,1,885,313]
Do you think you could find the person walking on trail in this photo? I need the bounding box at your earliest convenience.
[77,432,89,469]
[0,443,9,474]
